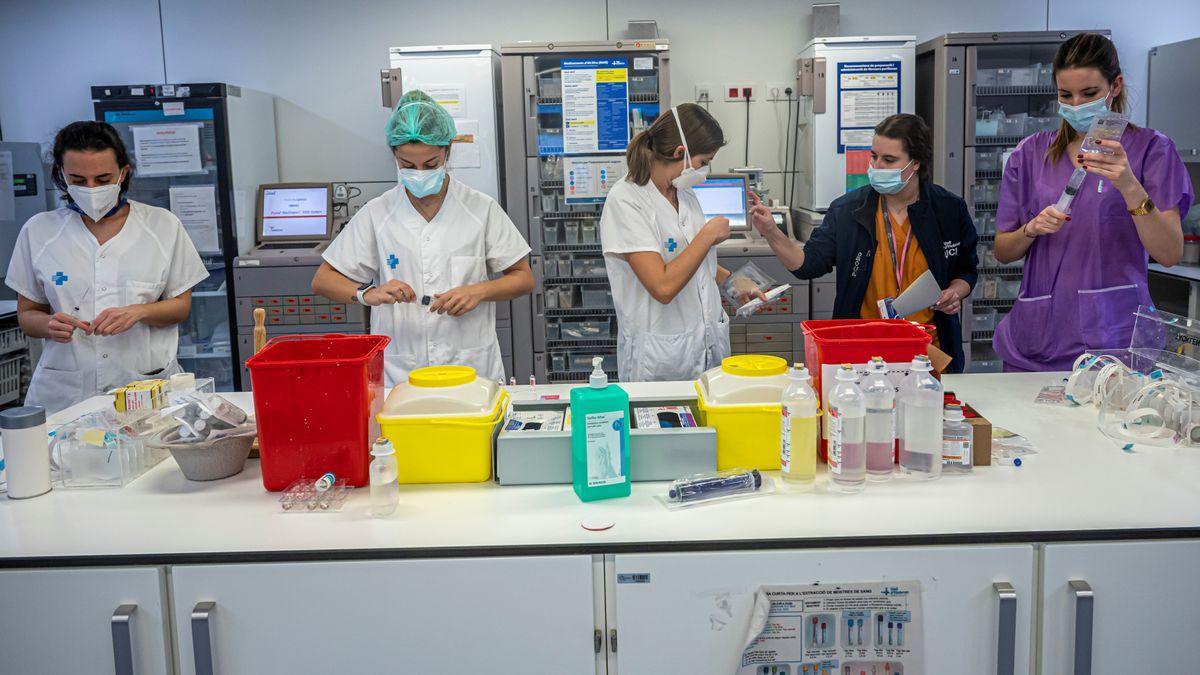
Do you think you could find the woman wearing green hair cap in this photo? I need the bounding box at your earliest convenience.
[314,90,534,386]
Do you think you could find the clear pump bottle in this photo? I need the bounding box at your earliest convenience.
[780,363,819,489]
[899,355,943,480]
[369,437,400,517]
[942,405,974,474]
[828,364,867,493]
[862,357,896,481]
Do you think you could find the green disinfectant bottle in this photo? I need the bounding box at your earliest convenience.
[570,356,631,501]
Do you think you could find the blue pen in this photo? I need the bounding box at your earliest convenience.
[667,469,762,503]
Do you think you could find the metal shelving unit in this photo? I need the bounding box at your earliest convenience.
[501,40,670,382]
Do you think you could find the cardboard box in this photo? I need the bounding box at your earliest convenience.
[961,401,992,467]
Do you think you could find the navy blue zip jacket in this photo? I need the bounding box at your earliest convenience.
[792,182,980,373]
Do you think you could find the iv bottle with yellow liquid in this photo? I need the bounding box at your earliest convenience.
[780,363,818,488]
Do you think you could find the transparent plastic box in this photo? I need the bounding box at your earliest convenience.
[54,411,169,488]
[581,287,613,308]
[561,320,612,340]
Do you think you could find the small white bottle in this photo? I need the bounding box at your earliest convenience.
[862,357,895,482]
[942,405,974,474]
[828,364,867,494]
[368,437,400,517]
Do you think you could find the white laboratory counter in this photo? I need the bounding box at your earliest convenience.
[1149,261,1200,282]
[1,372,1197,567]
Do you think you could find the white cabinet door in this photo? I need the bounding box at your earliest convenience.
[1041,540,1200,674]
[611,545,1035,675]
[170,555,598,674]
[0,566,171,675]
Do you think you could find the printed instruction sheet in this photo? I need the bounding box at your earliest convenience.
[132,123,202,176]
[737,581,923,675]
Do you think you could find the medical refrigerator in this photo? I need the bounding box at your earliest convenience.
[916,31,1109,372]
[92,83,279,390]
[500,40,670,383]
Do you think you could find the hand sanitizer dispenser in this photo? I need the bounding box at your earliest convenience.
[570,356,631,501]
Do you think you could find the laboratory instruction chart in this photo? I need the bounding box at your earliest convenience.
[837,61,901,152]
[738,581,923,675]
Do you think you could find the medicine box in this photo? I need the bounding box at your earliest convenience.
[504,410,565,432]
[495,397,716,485]
[633,405,698,429]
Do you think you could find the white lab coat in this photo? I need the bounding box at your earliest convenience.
[600,179,730,382]
[5,201,209,414]
[322,178,530,387]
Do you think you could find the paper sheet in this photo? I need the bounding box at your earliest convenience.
[889,269,942,318]
[423,84,466,117]
[564,155,626,204]
[132,123,202,176]
[737,581,924,674]
[0,151,14,222]
[169,185,220,252]
[449,119,481,169]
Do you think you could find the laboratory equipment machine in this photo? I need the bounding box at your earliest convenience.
[233,183,366,388]
[501,39,670,382]
[92,83,280,390]
[0,142,46,285]
[696,174,810,362]
[915,31,1109,372]
[381,44,520,378]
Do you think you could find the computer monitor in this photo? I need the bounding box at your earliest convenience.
[256,183,333,244]
[692,174,749,231]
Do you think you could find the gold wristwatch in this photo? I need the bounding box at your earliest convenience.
[1128,196,1155,216]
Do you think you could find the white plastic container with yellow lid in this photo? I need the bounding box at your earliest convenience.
[695,355,791,470]
[380,365,501,416]
[376,365,509,483]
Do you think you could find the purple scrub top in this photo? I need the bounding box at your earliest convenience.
[993,126,1193,372]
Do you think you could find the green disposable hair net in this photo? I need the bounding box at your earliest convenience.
[384,90,456,147]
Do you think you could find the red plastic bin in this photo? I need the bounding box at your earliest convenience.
[802,319,932,406]
[246,334,390,491]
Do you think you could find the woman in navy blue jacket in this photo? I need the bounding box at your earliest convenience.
[750,114,979,372]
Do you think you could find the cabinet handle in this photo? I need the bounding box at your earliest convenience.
[191,601,217,675]
[1070,580,1094,675]
[609,628,618,653]
[111,604,137,675]
[993,582,1016,675]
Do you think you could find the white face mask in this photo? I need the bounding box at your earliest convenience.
[669,107,710,190]
[67,175,123,222]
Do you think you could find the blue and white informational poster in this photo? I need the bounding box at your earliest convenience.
[564,156,627,204]
[737,581,924,675]
[562,57,630,155]
[837,61,901,153]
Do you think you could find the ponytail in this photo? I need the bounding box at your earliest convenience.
[622,103,725,186]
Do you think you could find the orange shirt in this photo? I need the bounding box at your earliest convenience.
[861,199,935,326]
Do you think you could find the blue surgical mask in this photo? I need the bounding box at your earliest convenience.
[1059,96,1109,133]
[868,160,913,195]
[398,165,446,198]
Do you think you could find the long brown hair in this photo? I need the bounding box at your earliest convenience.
[624,103,724,185]
[1047,33,1129,164]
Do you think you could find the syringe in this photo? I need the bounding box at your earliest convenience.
[1054,166,1087,215]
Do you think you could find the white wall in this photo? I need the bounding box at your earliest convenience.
[0,0,165,159]
[2,0,1199,193]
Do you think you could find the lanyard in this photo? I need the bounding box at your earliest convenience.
[881,196,912,291]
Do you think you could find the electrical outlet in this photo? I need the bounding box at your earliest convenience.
[767,82,791,101]
[694,82,714,104]
[724,83,755,101]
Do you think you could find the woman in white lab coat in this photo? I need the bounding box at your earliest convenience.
[6,121,209,413]
[312,90,534,386]
[601,103,742,382]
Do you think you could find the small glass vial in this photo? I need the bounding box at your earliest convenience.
[942,405,974,474]
[369,438,400,517]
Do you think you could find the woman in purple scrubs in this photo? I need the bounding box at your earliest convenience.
[993,34,1193,372]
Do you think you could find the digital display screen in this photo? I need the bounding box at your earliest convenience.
[692,177,748,230]
[260,187,329,238]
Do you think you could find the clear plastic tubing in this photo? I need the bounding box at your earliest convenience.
[899,355,944,480]
[862,357,896,481]
[1054,166,1087,215]
[828,364,867,493]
